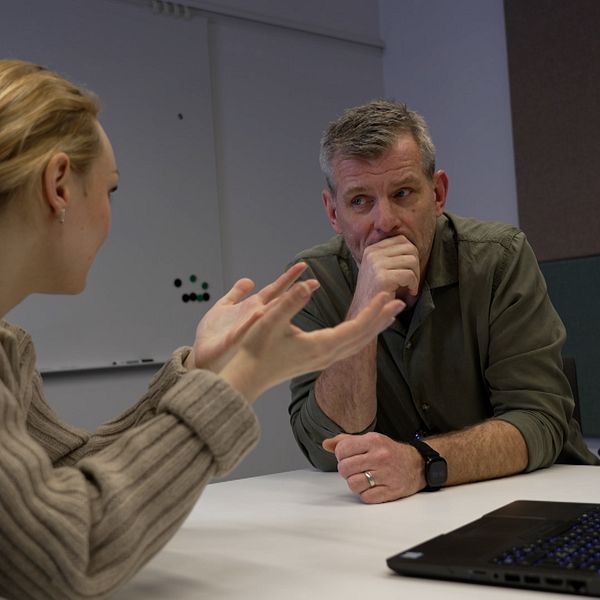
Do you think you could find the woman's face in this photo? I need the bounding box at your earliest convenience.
[63,122,119,293]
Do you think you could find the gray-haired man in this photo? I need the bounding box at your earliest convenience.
[289,100,599,504]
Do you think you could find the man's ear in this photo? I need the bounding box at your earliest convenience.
[432,170,449,216]
[42,152,72,218]
[323,189,343,234]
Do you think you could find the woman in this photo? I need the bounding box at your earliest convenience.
[0,60,402,599]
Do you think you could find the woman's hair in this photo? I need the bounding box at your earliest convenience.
[0,59,101,209]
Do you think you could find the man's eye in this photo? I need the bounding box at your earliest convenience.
[395,189,411,199]
[351,196,368,207]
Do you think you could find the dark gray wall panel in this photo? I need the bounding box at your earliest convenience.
[505,0,600,261]
[540,256,600,435]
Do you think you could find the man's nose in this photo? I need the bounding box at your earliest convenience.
[373,198,400,233]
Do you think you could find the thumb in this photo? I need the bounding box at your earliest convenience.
[322,434,345,453]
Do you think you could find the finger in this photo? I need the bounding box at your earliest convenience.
[290,298,401,371]
[221,278,256,305]
[381,253,419,272]
[256,263,308,304]
[359,485,392,504]
[377,242,419,258]
[331,434,372,462]
[337,453,374,479]
[346,471,378,495]
[322,433,350,454]
[264,278,320,312]
[398,273,419,296]
[366,235,415,252]
[345,292,401,338]
[350,294,405,335]
[307,294,404,362]
[377,255,420,295]
[258,280,318,327]
[346,292,404,332]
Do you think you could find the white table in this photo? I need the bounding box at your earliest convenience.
[115,465,600,599]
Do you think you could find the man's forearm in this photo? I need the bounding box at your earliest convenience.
[426,419,528,486]
[314,338,377,433]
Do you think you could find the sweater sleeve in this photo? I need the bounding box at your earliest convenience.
[26,347,204,466]
[0,329,260,600]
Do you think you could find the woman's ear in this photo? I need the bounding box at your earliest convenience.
[42,152,72,218]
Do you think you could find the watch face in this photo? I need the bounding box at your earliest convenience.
[427,458,448,487]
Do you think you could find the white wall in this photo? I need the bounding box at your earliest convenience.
[39,0,384,480]
[379,0,519,226]
[185,0,381,43]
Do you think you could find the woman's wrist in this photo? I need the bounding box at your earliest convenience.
[218,354,262,405]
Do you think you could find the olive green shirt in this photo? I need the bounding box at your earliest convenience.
[289,213,599,471]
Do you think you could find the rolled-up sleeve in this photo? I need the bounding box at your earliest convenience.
[485,232,573,470]
[288,250,361,471]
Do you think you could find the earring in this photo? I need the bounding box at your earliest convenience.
[58,208,66,224]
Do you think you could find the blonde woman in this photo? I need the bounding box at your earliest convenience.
[0,60,403,600]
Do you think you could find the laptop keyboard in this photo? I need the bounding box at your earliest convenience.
[492,507,600,572]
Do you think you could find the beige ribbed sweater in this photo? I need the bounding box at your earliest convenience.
[0,320,260,600]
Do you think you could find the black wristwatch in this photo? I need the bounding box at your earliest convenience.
[409,439,448,491]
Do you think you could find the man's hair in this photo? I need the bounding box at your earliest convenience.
[0,59,101,209]
[319,99,436,193]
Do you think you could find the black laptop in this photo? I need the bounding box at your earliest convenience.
[387,500,600,596]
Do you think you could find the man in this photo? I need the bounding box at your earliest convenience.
[289,100,599,504]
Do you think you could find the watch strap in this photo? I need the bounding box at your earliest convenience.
[409,438,447,491]
[409,438,441,460]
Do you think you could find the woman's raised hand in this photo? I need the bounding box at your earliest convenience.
[217,281,404,403]
[185,263,311,373]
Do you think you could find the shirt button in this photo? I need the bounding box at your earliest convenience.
[406,341,413,350]
[421,403,430,411]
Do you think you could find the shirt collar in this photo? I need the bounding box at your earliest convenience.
[425,213,458,290]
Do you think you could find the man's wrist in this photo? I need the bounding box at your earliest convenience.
[409,439,448,491]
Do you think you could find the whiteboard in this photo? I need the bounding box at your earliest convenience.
[3,0,224,371]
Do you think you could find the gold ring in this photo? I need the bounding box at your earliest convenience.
[364,470,376,488]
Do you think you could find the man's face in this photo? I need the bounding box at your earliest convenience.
[323,134,448,281]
